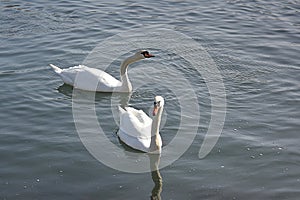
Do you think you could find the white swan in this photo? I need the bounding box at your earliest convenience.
[118,96,164,154]
[49,50,154,92]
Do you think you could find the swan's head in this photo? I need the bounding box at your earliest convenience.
[135,50,155,59]
[152,96,164,116]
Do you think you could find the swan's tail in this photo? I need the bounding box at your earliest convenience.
[49,64,62,74]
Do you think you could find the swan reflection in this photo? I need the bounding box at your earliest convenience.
[149,154,162,200]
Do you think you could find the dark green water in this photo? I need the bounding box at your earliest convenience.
[1,0,299,199]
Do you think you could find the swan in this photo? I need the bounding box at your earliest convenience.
[118,96,164,154]
[49,50,154,92]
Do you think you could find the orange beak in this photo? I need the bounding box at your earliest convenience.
[147,53,155,58]
[145,52,155,58]
[152,105,158,116]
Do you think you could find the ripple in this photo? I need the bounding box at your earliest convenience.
[1,0,300,199]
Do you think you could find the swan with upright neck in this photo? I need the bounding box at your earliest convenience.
[118,96,164,154]
[49,50,154,92]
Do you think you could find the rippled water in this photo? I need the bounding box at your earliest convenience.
[1,0,299,199]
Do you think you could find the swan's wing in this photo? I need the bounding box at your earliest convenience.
[125,107,152,125]
[58,65,84,85]
[60,65,121,91]
[85,67,121,87]
[119,106,152,139]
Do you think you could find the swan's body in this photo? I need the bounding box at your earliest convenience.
[49,50,154,92]
[118,96,164,153]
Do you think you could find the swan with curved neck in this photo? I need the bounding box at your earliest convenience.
[49,50,154,92]
[118,96,165,153]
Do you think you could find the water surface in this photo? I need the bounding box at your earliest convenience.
[1,0,299,199]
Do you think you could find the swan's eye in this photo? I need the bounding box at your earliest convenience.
[154,101,160,106]
[141,51,154,58]
[141,51,149,57]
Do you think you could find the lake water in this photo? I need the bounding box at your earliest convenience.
[1,0,299,199]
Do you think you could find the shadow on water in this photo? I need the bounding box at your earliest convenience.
[57,84,73,97]
[57,83,131,107]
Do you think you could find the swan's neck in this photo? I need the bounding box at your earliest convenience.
[150,107,163,153]
[120,55,140,91]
